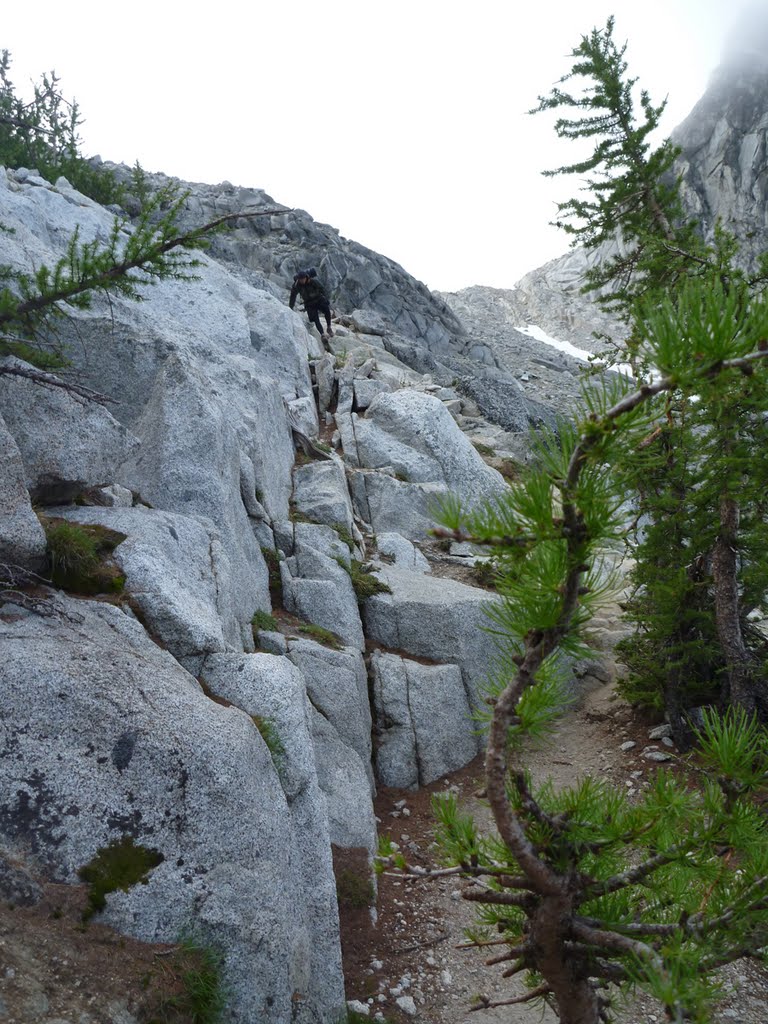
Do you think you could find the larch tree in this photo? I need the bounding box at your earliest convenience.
[378,19,768,1024]
[530,16,768,735]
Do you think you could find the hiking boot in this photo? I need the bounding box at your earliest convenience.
[327,327,334,338]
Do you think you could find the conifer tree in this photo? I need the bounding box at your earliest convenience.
[531,17,768,731]
[375,22,768,1024]
[0,49,121,204]
[380,280,768,1024]
[0,51,286,396]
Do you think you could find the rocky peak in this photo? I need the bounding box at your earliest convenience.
[673,7,768,270]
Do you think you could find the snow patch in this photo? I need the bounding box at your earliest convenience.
[519,323,592,362]
[521,323,635,379]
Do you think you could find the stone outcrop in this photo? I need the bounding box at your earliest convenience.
[673,14,768,271]
[0,596,343,1024]
[0,357,140,505]
[0,412,46,571]
[2,106,707,1018]
[52,505,236,664]
[371,651,479,789]
[362,565,501,715]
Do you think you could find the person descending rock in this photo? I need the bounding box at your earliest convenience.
[289,268,334,344]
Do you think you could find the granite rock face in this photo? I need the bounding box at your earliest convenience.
[371,651,479,789]
[0,358,140,505]
[287,639,374,790]
[0,412,46,571]
[673,30,768,271]
[0,597,344,1024]
[362,565,501,715]
[354,390,507,500]
[53,505,235,660]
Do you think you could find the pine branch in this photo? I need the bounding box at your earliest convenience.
[583,845,691,897]
[0,203,290,333]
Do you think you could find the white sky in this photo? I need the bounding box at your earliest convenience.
[2,1,748,292]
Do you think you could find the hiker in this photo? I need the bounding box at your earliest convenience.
[289,268,334,343]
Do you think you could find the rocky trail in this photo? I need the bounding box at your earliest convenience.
[339,608,768,1024]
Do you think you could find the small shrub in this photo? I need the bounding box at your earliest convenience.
[335,867,375,909]
[46,519,98,580]
[298,622,344,650]
[251,715,285,765]
[260,547,283,606]
[251,609,278,633]
[78,837,164,921]
[335,558,392,601]
[375,833,406,874]
[332,521,355,552]
[472,559,499,589]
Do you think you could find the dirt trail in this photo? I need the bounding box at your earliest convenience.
[340,612,768,1024]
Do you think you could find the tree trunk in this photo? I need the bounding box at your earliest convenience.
[711,493,758,714]
[532,895,601,1024]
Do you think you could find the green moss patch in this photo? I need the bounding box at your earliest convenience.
[78,836,164,921]
[251,609,278,633]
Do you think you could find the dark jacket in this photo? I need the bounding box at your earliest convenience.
[289,277,329,311]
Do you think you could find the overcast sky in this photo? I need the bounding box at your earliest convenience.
[2,1,750,292]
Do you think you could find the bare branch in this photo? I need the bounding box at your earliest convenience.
[462,886,535,908]
[571,920,665,968]
[470,983,552,1010]
[575,914,677,938]
[0,359,116,405]
[486,945,527,965]
[0,563,55,615]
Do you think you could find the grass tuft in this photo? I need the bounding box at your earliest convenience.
[42,517,126,594]
[298,622,345,649]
